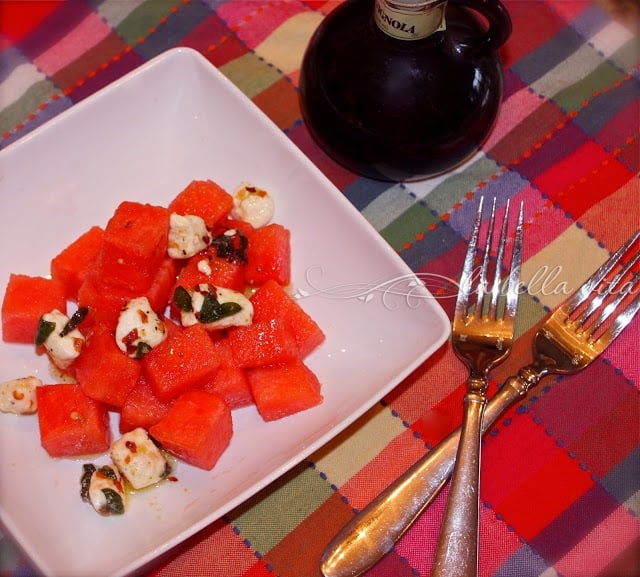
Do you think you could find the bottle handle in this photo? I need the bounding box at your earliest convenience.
[448,0,512,54]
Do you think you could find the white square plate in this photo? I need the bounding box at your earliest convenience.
[0,48,450,577]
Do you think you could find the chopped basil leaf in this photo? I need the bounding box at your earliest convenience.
[101,488,125,515]
[199,293,242,324]
[173,286,193,312]
[199,292,221,323]
[210,230,248,264]
[135,342,152,359]
[97,465,118,481]
[80,464,96,502]
[60,307,88,337]
[218,301,243,317]
[35,318,56,346]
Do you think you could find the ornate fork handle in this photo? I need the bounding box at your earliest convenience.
[431,375,489,577]
[321,368,538,577]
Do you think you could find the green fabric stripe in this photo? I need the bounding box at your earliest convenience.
[554,60,625,112]
[227,462,333,554]
[379,156,500,251]
[422,156,501,215]
[115,0,174,44]
[220,53,283,99]
[0,80,58,136]
[609,37,640,74]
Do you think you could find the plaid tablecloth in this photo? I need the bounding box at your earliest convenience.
[1,1,639,576]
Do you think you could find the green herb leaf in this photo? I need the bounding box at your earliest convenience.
[97,465,118,481]
[80,463,96,502]
[135,342,152,359]
[198,292,221,323]
[210,230,248,264]
[100,488,125,515]
[199,293,242,324]
[35,318,56,346]
[173,286,193,312]
[61,307,88,337]
[218,301,242,317]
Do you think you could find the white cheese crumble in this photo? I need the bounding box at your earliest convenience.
[86,464,126,516]
[0,376,40,414]
[167,213,211,259]
[231,183,275,228]
[180,283,253,329]
[41,309,85,370]
[110,428,170,490]
[115,296,167,357]
[197,257,212,276]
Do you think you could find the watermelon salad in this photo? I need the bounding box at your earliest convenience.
[0,179,325,516]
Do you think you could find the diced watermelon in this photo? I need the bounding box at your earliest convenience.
[227,318,299,368]
[74,324,141,408]
[250,279,325,358]
[149,390,232,470]
[119,374,173,434]
[246,360,323,422]
[36,383,111,457]
[77,271,134,331]
[146,256,180,313]
[142,323,222,401]
[201,338,253,409]
[1,274,67,344]
[168,180,234,230]
[95,201,170,293]
[50,225,104,301]
[244,223,291,286]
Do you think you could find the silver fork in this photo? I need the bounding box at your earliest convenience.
[431,197,524,577]
[320,229,640,577]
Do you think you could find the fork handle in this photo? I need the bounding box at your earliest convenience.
[320,370,537,577]
[430,384,486,577]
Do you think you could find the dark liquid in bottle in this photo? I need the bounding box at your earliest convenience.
[299,0,505,181]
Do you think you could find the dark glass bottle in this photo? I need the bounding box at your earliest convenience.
[299,0,512,181]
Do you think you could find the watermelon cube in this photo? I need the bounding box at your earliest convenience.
[95,201,170,293]
[142,323,222,401]
[74,324,141,408]
[168,180,234,230]
[1,274,67,343]
[246,360,323,421]
[250,279,325,358]
[149,390,232,470]
[50,226,104,301]
[227,318,299,369]
[201,338,253,409]
[36,383,110,457]
[244,223,291,286]
[119,374,173,434]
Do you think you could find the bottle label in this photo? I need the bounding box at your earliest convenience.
[375,0,447,41]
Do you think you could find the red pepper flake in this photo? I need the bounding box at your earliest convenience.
[12,390,24,400]
[125,440,138,453]
[168,476,178,482]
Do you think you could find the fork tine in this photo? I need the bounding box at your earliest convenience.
[603,289,640,343]
[589,271,640,341]
[575,248,640,327]
[504,201,525,320]
[565,229,640,316]
[455,197,484,318]
[489,198,509,315]
[475,197,497,316]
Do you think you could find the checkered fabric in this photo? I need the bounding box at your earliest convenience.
[1,1,638,576]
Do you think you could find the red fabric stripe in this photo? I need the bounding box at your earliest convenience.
[0,1,64,43]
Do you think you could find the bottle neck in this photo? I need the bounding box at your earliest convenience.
[374,0,447,41]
